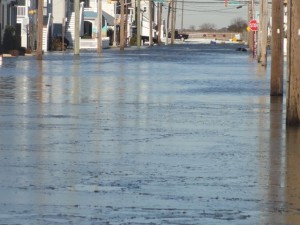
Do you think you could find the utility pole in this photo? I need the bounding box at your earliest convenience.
[97,0,102,54]
[36,0,43,60]
[166,1,171,45]
[171,0,175,45]
[257,0,262,61]
[181,0,184,33]
[286,0,300,125]
[120,0,125,50]
[113,2,117,47]
[62,18,66,51]
[74,0,80,55]
[270,0,284,96]
[149,0,153,46]
[157,2,162,45]
[248,0,254,51]
[137,0,141,47]
[125,1,128,46]
[257,0,268,66]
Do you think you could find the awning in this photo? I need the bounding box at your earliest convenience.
[83,11,115,26]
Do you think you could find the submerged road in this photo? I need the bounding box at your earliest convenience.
[0,44,299,224]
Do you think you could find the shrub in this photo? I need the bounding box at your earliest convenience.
[51,37,68,51]
[129,35,137,46]
[3,26,18,53]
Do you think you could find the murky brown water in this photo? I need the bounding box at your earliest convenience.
[0,45,299,224]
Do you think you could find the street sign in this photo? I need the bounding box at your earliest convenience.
[229,1,240,5]
[249,19,258,31]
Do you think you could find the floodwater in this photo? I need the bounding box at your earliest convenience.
[0,44,299,225]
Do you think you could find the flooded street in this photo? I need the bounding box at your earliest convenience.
[1,44,300,224]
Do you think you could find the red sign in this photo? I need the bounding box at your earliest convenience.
[224,0,228,7]
[249,19,258,31]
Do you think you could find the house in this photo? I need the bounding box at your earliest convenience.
[52,0,112,49]
[0,0,18,46]
[1,0,162,51]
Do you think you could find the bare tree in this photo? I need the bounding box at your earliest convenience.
[189,25,196,30]
[227,17,247,32]
[199,23,216,32]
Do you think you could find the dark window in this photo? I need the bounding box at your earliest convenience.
[7,5,10,26]
[18,0,26,6]
[83,0,90,7]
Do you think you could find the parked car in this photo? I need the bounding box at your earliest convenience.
[168,30,189,40]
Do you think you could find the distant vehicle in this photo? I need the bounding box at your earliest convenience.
[168,30,189,40]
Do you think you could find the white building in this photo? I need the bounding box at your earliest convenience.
[0,0,18,46]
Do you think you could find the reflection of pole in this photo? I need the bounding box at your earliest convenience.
[286,0,300,125]
[97,0,102,53]
[270,0,284,96]
[37,0,43,60]
[149,0,153,46]
[74,0,80,55]
[137,0,141,47]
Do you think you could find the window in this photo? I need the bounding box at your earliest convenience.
[82,0,90,8]
[18,0,26,6]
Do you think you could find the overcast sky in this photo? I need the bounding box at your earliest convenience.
[162,0,250,29]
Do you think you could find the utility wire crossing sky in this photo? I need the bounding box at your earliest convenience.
[159,0,265,29]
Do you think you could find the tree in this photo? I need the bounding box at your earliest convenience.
[227,17,247,32]
[199,23,216,32]
[189,25,196,31]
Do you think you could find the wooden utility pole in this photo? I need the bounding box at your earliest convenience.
[149,0,153,46]
[257,0,268,66]
[120,0,125,50]
[137,0,141,47]
[97,0,102,54]
[166,2,171,45]
[171,0,175,45]
[74,0,80,55]
[157,2,162,45]
[257,0,262,61]
[62,18,66,51]
[37,0,43,60]
[270,0,284,96]
[286,0,300,125]
[248,0,254,51]
[113,3,117,47]
[181,0,184,33]
[125,2,128,46]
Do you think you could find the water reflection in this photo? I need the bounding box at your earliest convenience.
[285,127,300,224]
[266,97,300,224]
[266,97,285,224]
[1,46,300,224]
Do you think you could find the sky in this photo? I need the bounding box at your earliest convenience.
[162,0,250,29]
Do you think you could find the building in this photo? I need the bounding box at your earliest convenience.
[0,0,18,46]
[0,0,161,50]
